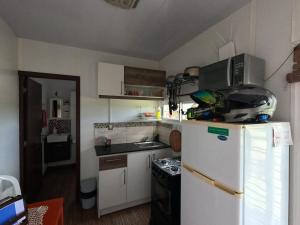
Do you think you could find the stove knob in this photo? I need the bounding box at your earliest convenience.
[171,166,178,172]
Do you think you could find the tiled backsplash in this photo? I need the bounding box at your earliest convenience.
[49,119,71,134]
[94,121,181,145]
[157,122,181,145]
[94,121,157,129]
[95,126,155,145]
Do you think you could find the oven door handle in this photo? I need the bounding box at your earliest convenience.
[227,58,232,86]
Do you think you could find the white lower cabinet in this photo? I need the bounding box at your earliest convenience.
[127,148,172,203]
[98,148,172,217]
[127,151,152,202]
[98,167,127,210]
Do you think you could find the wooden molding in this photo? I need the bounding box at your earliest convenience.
[18,71,81,201]
[99,95,164,101]
[99,155,127,171]
[124,66,166,87]
[287,44,300,83]
[287,73,300,83]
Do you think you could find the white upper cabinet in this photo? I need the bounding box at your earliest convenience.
[98,62,124,96]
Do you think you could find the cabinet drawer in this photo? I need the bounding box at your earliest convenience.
[99,155,127,171]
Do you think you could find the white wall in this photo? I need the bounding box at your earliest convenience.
[36,78,76,119]
[161,3,253,103]
[291,0,300,43]
[0,17,18,179]
[160,0,295,122]
[161,3,252,75]
[44,79,76,102]
[18,38,161,180]
[254,0,294,122]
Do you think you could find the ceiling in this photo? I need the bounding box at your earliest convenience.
[0,0,250,60]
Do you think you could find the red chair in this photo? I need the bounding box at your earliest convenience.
[28,198,64,225]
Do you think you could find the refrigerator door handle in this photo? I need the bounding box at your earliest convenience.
[214,181,243,198]
[192,171,214,186]
[183,163,243,198]
[227,58,232,86]
[183,164,214,185]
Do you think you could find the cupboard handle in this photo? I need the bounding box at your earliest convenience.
[106,159,121,162]
[121,81,123,95]
[124,169,126,185]
[148,155,151,168]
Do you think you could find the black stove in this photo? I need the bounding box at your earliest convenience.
[152,158,181,176]
[150,157,181,225]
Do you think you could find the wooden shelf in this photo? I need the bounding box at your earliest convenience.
[99,95,164,101]
[125,84,164,89]
[124,84,164,99]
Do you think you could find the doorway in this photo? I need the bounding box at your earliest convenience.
[18,71,80,203]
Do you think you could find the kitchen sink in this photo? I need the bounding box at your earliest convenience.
[134,141,164,149]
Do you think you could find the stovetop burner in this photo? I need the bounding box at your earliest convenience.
[153,157,181,176]
[170,166,179,172]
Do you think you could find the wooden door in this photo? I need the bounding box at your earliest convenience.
[23,78,43,202]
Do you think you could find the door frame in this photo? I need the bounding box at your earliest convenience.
[18,71,81,199]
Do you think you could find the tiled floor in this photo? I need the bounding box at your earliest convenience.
[35,165,150,225]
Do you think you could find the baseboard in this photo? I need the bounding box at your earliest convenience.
[98,198,150,218]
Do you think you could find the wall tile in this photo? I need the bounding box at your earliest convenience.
[157,126,171,144]
[94,127,126,144]
[126,126,154,143]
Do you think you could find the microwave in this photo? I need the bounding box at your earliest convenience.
[198,54,265,90]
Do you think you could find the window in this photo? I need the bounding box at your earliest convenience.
[162,104,180,120]
[162,102,197,121]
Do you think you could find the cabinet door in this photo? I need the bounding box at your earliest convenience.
[152,148,172,160]
[127,151,152,202]
[99,168,127,209]
[98,62,124,96]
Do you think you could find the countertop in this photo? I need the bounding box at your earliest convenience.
[95,142,170,156]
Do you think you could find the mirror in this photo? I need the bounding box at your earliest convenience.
[50,98,63,119]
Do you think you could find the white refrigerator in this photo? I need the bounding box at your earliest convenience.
[181,121,291,225]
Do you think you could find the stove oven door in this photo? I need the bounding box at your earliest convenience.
[151,167,172,225]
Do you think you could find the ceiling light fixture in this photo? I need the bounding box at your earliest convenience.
[104,0,140,9]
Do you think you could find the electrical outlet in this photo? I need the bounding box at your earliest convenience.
[108,124,114,130]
